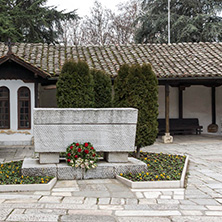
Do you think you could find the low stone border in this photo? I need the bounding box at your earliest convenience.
[0,177,57,192]
[116,155,189,189]
[22,157,147,180]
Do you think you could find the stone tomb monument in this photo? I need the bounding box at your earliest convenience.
[22,108,147,179]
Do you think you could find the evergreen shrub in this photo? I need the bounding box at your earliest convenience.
[56,60,94,108]
[91,69,112,108]
[114,63,158,155]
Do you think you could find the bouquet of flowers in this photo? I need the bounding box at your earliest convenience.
[66,142,98,171]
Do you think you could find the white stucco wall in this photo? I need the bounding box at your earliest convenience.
[158,85,222,134]
[0,80,34,145]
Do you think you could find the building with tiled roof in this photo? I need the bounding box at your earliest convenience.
[0,42,221,78]
[0,41,222,145]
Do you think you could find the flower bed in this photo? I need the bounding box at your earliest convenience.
[117,152,189,188]
[0,161,54,185]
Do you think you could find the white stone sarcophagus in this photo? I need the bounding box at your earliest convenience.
[34,108,138,164]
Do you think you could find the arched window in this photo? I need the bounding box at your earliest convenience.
[18,87,31,129]
[0,87,10,129]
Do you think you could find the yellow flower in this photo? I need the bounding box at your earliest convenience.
[139,173,141,176]
[147,164,150,166]
[0,171,2,174]
[140,177,142,180]
[1,164,3,167]
[12,171,15,174]
[160,174,163,177]
[144,158,147,160]
[41,178,44,180]
[167,176,170,179]
[146,172,149,175]
[21,175,23,178]
[120,173,123,176]
[41,181,44,183]
[15,179,17,182]
[155,175,158,179]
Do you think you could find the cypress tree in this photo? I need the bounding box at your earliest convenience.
[91,69,112,108]
[114,63,158,156]
[113,64,130,107]
[56,60,94,108]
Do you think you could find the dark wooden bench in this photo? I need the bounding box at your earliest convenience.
[158,118,203,135]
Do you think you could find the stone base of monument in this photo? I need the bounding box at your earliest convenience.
[22,157,147,180]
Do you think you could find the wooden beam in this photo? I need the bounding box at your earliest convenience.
[165,84,170,134]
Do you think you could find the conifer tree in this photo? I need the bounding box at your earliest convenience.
[113,64,130,107]
[56,60,94,108]
[91,69,112,108]
[0,0,78,43]
[114,63,158,156]
[136,0,222,43]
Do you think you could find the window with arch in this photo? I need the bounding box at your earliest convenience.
[18,87,31,129]
[0,87,10,129]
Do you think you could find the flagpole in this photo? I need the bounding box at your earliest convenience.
[168,0,171,44]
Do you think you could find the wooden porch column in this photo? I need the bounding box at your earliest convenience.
[212,86,216,124]
[162,84,173,143]
[179,87,183,119]
[208,86,218,133]
[165,84,170,134]
[34,82,39,108]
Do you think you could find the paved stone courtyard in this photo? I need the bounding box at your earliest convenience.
[0,135,222,221]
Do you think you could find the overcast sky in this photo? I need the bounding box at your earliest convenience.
[46,0,128,17]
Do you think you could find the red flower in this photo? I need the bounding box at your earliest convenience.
[67,153,71,157]
[67,159,71,162]
[84,143,88,147]
[90,147,94,150]
[92,154,96,157]
[74,155,78,158]
[70,146,73,149]
[77,148,81,152]
[76,143,79,146]
[84,149,89,154]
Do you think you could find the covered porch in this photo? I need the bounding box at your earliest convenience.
[158,77,222,143]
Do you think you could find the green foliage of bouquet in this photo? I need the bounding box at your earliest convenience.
[66,142,98,171]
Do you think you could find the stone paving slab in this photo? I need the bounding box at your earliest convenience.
[60,215,117,222]
[117,217,171,222]
[6,213,59,221]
